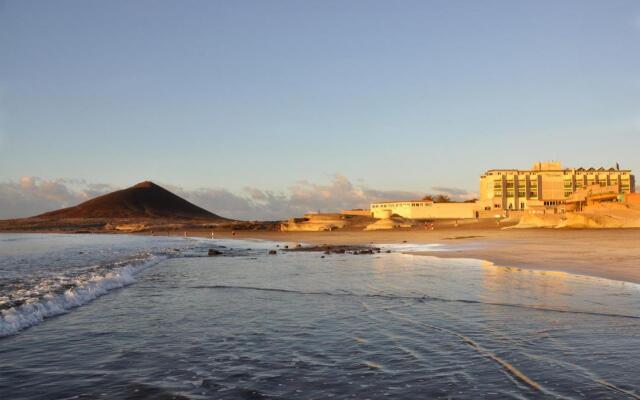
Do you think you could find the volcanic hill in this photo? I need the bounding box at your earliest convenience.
[37,181,225,220]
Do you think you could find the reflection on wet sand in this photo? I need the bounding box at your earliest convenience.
[2,236,640,399]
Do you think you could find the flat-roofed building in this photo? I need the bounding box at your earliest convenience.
[370,200,478,220]
[479,161,635,212]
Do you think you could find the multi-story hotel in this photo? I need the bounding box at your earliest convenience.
[479,161,635,211]
[368,161,635,220]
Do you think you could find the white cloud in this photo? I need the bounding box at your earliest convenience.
[0,174,475,220]
[0,177,116,219]
[170,174,428,220]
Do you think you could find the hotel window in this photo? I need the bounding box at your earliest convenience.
[494,181,503,196]
[622,178,631,191]
[516,178,525,197]
[528,180,538,198]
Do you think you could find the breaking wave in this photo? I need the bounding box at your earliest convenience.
[0,255,166,337]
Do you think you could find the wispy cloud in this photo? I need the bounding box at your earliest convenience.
[0,177,117,219]
[0,174,475,220]
[173,174,427,220]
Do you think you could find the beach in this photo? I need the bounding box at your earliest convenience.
[179,227,640,284]
[3,233,640,399]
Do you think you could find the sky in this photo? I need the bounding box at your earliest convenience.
[1,0,639,219]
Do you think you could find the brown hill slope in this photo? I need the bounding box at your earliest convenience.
[36,181,226,220]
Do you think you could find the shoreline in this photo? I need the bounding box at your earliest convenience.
[2,227,639,285]
[173,228,640,285]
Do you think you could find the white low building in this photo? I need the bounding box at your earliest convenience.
[370,200,478,220]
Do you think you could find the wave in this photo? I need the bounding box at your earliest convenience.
[382,308,548,394]
[0,255,166,337]
[378,243,446,252]
[191,285,640,320]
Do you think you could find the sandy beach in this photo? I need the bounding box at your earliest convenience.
[178,227,640,284]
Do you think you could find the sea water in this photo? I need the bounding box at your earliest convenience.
[1,233,639,399]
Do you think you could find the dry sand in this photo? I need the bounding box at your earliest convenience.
[182,227,640,284]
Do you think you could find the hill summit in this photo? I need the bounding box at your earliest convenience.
[36,181,225,220]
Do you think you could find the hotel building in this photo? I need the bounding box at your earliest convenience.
[479,162,635,212]
[369,161,635,219]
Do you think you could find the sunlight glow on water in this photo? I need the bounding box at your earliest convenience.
[1,234,639,399]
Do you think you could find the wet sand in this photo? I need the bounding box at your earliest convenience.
[5,233,640,398]
[180,228,640,284]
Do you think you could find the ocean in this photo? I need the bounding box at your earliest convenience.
[1,233,639,399]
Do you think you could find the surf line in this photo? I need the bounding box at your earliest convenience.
[190,285,640,321]
[595,380,640,400]
[383,309,546,394]
[522,349,640,400]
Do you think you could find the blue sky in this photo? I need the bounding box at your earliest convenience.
[1,0,639,218]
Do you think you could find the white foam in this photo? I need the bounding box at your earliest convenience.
[0,255,165,337]
[378,243,446,252]
[191,236,283,250]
